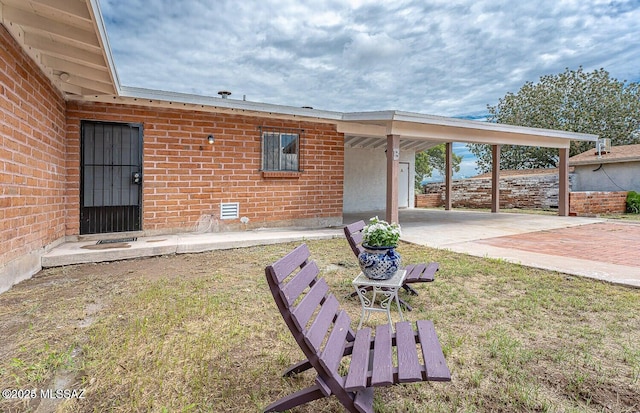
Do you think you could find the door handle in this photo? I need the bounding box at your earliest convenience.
[132,172,142,185]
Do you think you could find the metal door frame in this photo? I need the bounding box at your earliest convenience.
[80,120,143,234]
[398,161,410,208]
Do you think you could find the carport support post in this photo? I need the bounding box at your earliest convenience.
[444,142,452,210]
[491,145,501,212]
[386,134,400,224]
[558,147,569,216]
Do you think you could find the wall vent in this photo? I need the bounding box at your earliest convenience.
[220,203,239,219]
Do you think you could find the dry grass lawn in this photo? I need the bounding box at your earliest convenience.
[1,239,639,412]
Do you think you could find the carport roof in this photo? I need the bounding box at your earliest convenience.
[0,0,598,149]
[338,111,597,149]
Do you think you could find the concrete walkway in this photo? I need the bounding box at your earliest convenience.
[384,210,640,288]
[42,209,640,288]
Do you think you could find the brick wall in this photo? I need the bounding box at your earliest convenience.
[65,101,344,234]
[569,191,628,216]
[415,193,442,208]
[421,174,561,209]
[0,25,67,290]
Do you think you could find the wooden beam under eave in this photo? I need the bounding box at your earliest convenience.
[58,81,83,95]
[26,0,92,21]
[558,148,569,216]
[345,136,372,147]
[42,55,111,83]
[24,32,104,67]
[2,5,98,46]
[386,134,400,224]
[491,145,501,212]
[444,142,452,210]
[54,70,115,94]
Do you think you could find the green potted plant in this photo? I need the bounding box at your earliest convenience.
[358,217,402,280]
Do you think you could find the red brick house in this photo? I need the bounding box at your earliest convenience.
[0,0,597,292]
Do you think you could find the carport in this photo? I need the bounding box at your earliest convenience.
[338,111,598,223]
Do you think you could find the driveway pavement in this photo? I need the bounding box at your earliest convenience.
[345,209,640,288]
[43,209,640,288]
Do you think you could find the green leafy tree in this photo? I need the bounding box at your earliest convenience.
[469,67,640,173]
[415,144,462,190]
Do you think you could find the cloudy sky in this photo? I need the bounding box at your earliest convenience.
[98,0,640,176]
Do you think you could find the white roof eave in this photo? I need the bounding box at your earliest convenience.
[116,86,345,120]
[341,110,598,143]
[88,0,121,95]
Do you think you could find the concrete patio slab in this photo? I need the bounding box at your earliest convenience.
[42,209,640,288]
[41,228,342,267]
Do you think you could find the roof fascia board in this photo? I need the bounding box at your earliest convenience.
[342,111,398,122]
[337,121,388,138]
[342,110,598,143]
[116,86,344,120]
[87,0,121,94]
[390,121,579,148]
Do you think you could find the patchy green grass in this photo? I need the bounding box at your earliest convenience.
[1,239,638,412]
[600,213,640,222]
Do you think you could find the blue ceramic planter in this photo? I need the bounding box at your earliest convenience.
[358,244,402,280]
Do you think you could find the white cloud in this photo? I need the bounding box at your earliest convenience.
[99,0,640,116]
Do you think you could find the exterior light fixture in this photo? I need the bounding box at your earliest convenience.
[207,135,215,144]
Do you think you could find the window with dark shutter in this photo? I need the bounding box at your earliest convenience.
[260,127,302,172]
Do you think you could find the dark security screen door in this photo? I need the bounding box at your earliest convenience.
[80,121,143,234]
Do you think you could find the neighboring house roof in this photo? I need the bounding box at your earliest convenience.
[0,0,598,151]
[569,143,640,166]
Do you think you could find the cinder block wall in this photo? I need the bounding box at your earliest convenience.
[421,174,561,209]
[0,25,67,292]
[65,102,344,234]
[569,191,628,216]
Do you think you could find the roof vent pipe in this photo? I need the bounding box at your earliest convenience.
[218,90,231,99]
[596,138,611,158]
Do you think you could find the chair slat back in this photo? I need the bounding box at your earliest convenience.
[270,243,312,283]
[266,243,355,373]
[291,278,329,332]
[319,310,351,373]
[307,295,340,350]
[281,260,320,306]
[344,220,365,256]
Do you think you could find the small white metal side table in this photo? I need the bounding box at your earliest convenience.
[352,270,407,329]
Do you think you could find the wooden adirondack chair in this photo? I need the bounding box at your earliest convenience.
[344,220,439,310]
[264,243,450,413]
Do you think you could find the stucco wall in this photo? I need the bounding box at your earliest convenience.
[572,162,640,192]
[343,147,415,213]
[0,25,67,293]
